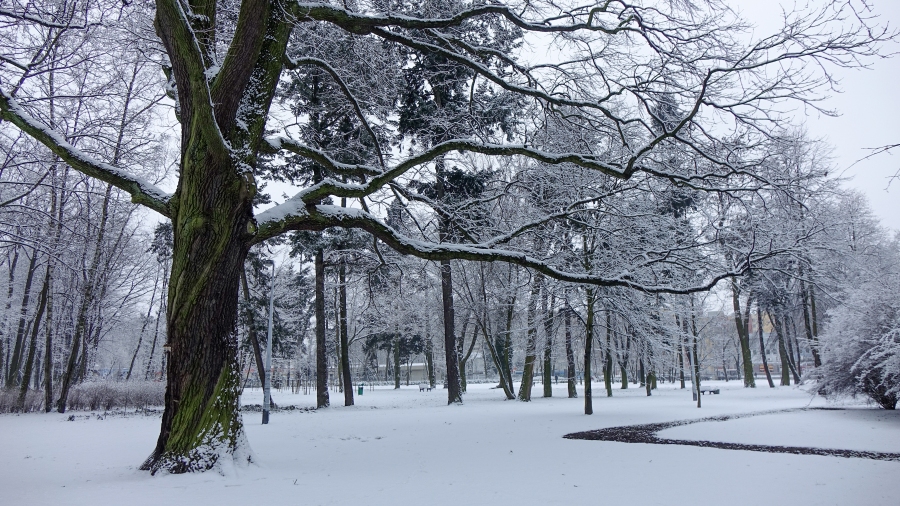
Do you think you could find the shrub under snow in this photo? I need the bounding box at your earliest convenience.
[0,381,165,413]
[819,273,900,409]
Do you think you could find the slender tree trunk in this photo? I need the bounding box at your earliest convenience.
[392,333,400,389]
[676,315,685,389]
[789,316,804,378]
[501,293,516,396]
[798,271,822,368]
[425,321,435,389]
[691,299,701,408]
[565,299,577,398]
[315,250,329,408]
[481,321,514,399]
[6,252,38,388]
[17,265,50,411]
[1,247,20,383]
[127,267,160,381]
[730,280,756,387]
[583,288,595,414]
[339,262,353,406]
[517,273,542,401]
[42,271,54,412]
[459,323,478,393]
[240,269,268,392]
[757,308,775,388]
[439,258,461,403]
[542,291,554,398]
[808,283,821,367]
[144,280,166,381]
[619,331,629,389]
[58,184,114,410]
[769,311,792,386]
[605,311,613,398]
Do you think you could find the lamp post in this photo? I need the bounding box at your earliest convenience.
[263,261,275,424]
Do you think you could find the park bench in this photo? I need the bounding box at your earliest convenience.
[699,387,720,395]
[418,383,433,392]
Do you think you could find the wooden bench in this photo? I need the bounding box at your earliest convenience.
[699,387,720,395]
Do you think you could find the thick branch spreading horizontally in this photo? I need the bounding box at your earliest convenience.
[254,203,770,294]
[296,3,636,35]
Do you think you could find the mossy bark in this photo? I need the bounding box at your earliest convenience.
[140,129,255,473]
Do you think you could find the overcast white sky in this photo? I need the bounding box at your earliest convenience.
[734,0,900,232]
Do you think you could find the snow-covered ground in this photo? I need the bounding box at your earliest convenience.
[1,381,898,505]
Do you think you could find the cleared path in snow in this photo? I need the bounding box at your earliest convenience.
[565,407,900,462]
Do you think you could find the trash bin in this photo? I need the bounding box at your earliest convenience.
[357,384,364,396]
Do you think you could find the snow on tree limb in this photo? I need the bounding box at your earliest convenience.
[254,202,777,294]
[0,89,171,217]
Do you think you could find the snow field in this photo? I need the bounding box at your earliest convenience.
[1,381,897,505]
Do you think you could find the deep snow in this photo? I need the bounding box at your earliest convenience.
[1,381,897,505]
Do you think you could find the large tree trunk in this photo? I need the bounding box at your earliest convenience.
[139,132,255,473]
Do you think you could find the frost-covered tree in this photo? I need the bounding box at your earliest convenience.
[818,251,900,409]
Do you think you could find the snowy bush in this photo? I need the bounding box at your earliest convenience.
[0,389,43,413]
[0,381,165,413]
[67,381,165,411]
[819,272,900,409]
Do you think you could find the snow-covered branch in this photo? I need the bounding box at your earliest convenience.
[0,90,171,217]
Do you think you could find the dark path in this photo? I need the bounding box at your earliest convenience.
[564,407,900,462]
